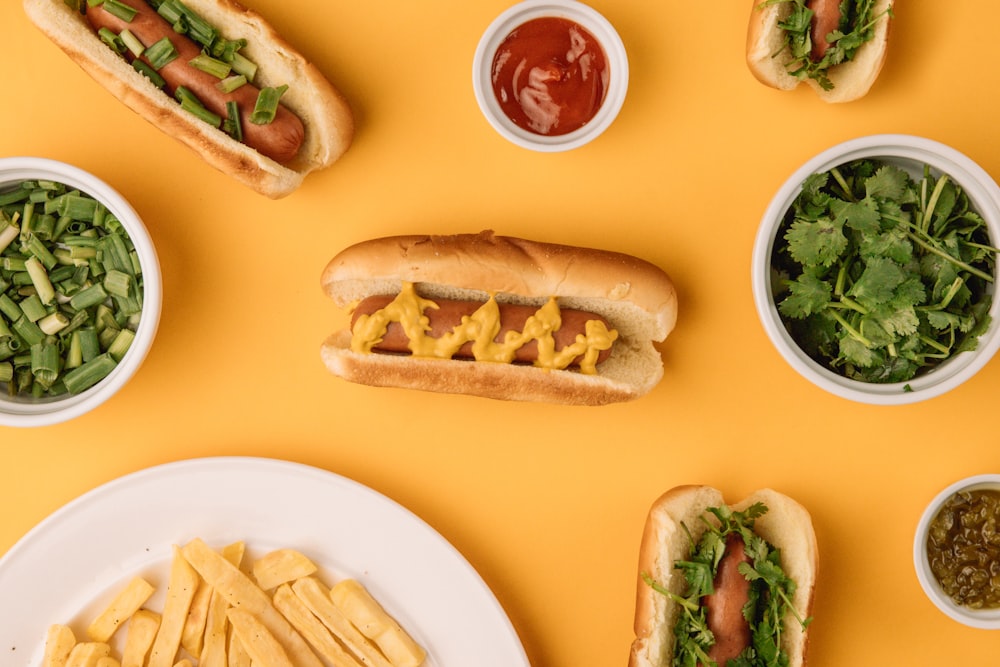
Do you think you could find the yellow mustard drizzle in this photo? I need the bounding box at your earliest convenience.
[350,282,618,374]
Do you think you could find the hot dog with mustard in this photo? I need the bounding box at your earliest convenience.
[320,231,678,405]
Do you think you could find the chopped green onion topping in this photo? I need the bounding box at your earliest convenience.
[132,59,166,89]
[119,28,145,57]
[98,27,126,55]
[101,0,138,22]
[228,52,258,82]
[145,36,179,70]
[174,86,222,128]
[250,84,288,125]
[223,100,243,142]
[189,53,231,79]
[217,74,247,94]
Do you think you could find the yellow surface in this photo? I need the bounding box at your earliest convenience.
[1,1,998,665]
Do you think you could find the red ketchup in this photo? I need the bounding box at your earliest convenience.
[490,17,609,136]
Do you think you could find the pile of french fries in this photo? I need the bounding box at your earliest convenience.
[41,538,427,667]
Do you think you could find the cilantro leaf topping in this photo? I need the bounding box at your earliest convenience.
[642,503,810,667]
[772,159,997,384]
[759,0,892,90]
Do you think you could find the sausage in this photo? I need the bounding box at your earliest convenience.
[351,295,614,366]
[85,0,304,164]
[807,0,843,61]
[703,534,753,665]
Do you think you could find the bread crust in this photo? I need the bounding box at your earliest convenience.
[630,486,817,667]
[746,0,893,103]
[23,0,354,198]
[320,231,678,405]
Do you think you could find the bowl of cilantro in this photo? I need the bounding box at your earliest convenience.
[752,134,1000,405]
[0,157,162,427]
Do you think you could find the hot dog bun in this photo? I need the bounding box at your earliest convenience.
[630,485,817,667]
[23,0,354,198]
[746,0,893,103]
[320,231,678,405]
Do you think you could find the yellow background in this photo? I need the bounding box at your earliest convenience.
[1,0,997,664]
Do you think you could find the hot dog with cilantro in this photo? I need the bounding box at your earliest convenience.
[746,0,894,103]
[630,486,817,667]
[24,0,354,198]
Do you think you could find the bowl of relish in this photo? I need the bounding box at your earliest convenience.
[472,0,628,152]
[914,474,1000,628]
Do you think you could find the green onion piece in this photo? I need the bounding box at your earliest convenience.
[229,52,257,82]
[217,74,247,94]
[87,0,105,7]
[38,312,69,336]
[12,316,44,347]
[63,352,116,394]
[156,0,181,24]
[24,256,56,305]
[171,0,217,48]
[0,294,20,322]
[0,257,24,271]
[25,235,58,270]
[0,218,20,254]
[98,27,126,54]
[0,186,30,207]
[65,331,82,369]
[78,327,100,362]
[58,193,100,221]
[0,338,21,362]
[19,293,47,323]
[69,283,109,311]
[189,53,231,79]
[103,269,132,297]
[132,59,167,88]
[175,86,222,127]
[145,36,179,70]
[101,0,138,22]
[119,28,145,57]
[107,328,135,361]
[224,100,243,142]
[0,361,12,384]
[213,37,246,62]
[250,85,288,125]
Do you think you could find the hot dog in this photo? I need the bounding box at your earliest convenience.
[24,0,354,198]
[630,486,817,667]
[320,231,678,405]
[746,0,894,103]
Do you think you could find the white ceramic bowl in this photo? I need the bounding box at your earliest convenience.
[751,134,1000,405]
[914,474,1000,629]
[472,0,628,152]
[0,157,161,427]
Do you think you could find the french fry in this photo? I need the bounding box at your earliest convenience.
[227,628,252,667]
[200,584,230,667]
[331,580,426,667]
[95,658,121,667]
[291,578,392,667]
[173,661,193,667]
[43,624,77,667]
[87,577,156,643]
[272,583,362,667]
[182,541,246,659]
[252,549,318,591]
[65,642,111,667]
[121,609,160,667]
[148,546,200,667]
[226,608,294,667]
[180,539,322,667]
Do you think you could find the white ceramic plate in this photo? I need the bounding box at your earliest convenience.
[0,456,529,667]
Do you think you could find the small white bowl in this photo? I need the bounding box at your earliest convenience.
[0,157,161,427]
[914,474,1000,629]
[472,0,628,152]
[751,134,1000,405]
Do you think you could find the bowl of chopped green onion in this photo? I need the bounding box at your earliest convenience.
[0,157,161,427]
[752,135,1000,405]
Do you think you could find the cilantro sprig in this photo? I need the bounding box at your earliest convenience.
[759,0,891,91]
[771,159,997,384]
[642,503,810,667]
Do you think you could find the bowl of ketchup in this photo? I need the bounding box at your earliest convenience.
[473,0,628,152]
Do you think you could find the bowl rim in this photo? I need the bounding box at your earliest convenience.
[751,133,1000,405]
[913,473,1000,629]
[471,0,629,152]
[0,156,162,428]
